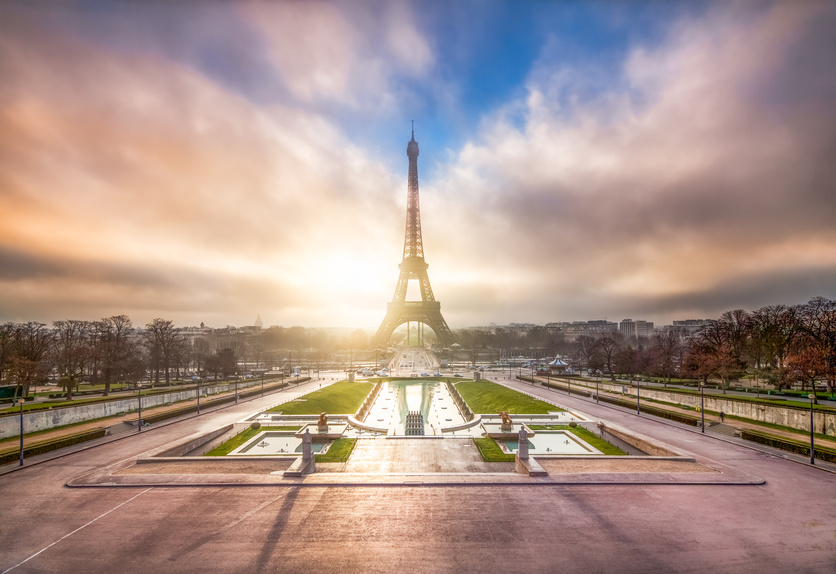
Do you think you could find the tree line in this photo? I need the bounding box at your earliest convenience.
[0,317,240,400]
[571,297,834,403]
[0,319,364,400]
[1,296,832,402]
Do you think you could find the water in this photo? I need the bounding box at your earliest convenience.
[502,431,601,455]
[362,380,467,435]
[235,432,326,456]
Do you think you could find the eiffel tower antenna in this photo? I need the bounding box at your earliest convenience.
[373,125,454,347]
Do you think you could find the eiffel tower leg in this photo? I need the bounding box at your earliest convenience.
[373,302,454,347]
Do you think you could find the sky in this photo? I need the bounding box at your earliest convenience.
[1,0,835,332]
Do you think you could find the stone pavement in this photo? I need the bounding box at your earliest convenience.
[2,383,835,573]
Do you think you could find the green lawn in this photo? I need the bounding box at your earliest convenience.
[455,381,562,414]
[528,425,628,455]
[474,437,516,462]
[315,438,357,463]
[204,426,302,456]
[266,381,373,415]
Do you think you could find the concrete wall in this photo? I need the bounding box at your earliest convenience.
[0,380,260,439]
[590,380,836,436]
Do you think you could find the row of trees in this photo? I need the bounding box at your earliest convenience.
[2,296,832,401]
[0,317,240,400]
[571,297,835,402]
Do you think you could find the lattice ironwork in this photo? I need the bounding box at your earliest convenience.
[374,126,454,347]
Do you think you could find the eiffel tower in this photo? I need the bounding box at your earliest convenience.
[373,124,454,347]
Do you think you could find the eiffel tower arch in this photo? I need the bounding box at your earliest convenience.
[373,126,454,347]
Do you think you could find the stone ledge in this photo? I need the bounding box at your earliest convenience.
[283,456,316,477]
[515,455,548,477]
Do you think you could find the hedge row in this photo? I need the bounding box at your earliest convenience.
[0,428,107,466]
[532,377,702,427]
[741,429,836,463]
[136,377,312,425]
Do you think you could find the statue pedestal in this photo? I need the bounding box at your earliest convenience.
[515,455,548,477]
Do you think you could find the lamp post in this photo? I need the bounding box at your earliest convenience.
[700,381,705,433]
[235,377,239,404]
[595,371,600,404]
[809,393,816,465]
[136,383,143,432]
[196,377,201,415]
[17,398,25,466]
[636,378,641,415]
[261,372,265,397]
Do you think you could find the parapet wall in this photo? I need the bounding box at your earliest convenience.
[0,380,261,439]
[538,376,836,436]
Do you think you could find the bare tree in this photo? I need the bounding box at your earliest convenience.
[52,320,92,400]
[0,322,15,384]
[691,320,744,393]
[96,315,134,396]
[9,322,54,396]
[574,336,601,374]
[614,344,640,384]
[798,297,836,397]
[143,318,179,386]
[785,345,825,403]
[191,337,210,375]
[650,330,681,386]
[595,333,622,380]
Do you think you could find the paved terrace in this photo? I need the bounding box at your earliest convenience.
[0,378,834,573]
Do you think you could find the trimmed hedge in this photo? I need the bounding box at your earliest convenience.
[534,378,703,427]
[130,378,306,425]
[0,427,107,466]
[741,429,836,463]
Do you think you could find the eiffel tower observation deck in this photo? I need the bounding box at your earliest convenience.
[373,125,454,347]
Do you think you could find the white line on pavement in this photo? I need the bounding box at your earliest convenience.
[1,488,152,574]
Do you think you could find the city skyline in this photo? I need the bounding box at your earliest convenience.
[1,1,835,330]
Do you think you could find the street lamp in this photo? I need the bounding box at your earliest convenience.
[17,398,25,466]
[809,394,816,465]
[235,377,239,404]
[595,371,599,404]
[261,372,265,397]
[700,381,705,433]
[136,383,143,432]
[636,378,641,415]
[196,377,201,415]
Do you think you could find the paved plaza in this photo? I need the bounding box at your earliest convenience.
[1,378,835,573]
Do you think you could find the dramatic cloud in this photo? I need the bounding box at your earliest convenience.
[0,2,834,332]
[427,2,836,325]
[0,4,409,327]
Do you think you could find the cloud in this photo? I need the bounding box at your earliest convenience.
[427,2,836,324]
[1,2,834,333]
[0,4,407,327]
[240,1,433,112]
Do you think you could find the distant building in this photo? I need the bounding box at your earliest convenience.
[620,319,637,339]
[254,314,263,329]
[671,319,709,336]
[562,320,618,342]
[620,319,654,339]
